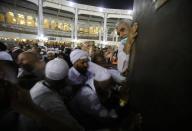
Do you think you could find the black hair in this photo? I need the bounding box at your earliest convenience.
[0,42,7,51]
[44,77,66,91]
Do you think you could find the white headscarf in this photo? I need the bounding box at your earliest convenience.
[70,49,89,64]
[45,58,69,80]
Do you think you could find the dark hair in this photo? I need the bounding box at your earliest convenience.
[0,60,19,82]
[44,77,66,91]
[12,49,23,61]
[0,42,7,51]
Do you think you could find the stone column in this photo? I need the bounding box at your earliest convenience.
[74,8,78,41]
[103,12,107,43]
[38,0,44,38]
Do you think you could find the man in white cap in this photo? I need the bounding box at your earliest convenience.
[68,67,121,130]
[68,49,93,86]
[19,58,84,131]
[45,51,55,63]
[69,65,139,130]
[68,49,127,86]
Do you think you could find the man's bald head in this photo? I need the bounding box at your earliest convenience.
[19,51,39,63]
[17,51,40,72]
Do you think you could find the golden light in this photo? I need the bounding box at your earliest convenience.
[17,13,25,25]
[50,20,57,29]
[26,16,35,27]
[6,12,16,24]
[0,13,5,22]
[58,22,63,29]
[27,16,33,19]
[8,12,14,16]
[51,20,55,23]
[63,23,70,31]
[20,21,25,25]
[44,19,50,28]
[18,14,24,18]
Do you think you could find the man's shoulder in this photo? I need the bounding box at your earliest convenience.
[30,81,53,99]
[30,81,65,110]
[68,67,80,77]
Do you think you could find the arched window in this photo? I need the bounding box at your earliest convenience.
[58,22,63,30]
[6,12,16,24]
[44,18,49,28]
[26,16,35,27]
[50,20,56,29]
[17,13,25,25]
[63,23,70,32]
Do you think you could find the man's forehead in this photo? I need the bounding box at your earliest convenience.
[118,22,129,28]
[79,58,89,62]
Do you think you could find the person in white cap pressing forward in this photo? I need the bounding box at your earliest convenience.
[68,49,127,87]
[68,66,122,130]
[19,58,84,131]
[68,49,94,86]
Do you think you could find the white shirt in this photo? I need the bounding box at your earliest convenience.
[28,80,83,130]
[68,66,93,85]
[19,80,83,131]
[117,37,129,73]
[68,62,105,86]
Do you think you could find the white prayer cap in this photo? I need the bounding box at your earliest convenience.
[47,51,55,54]
[108,69,126,83]
[94,66,111,82]
[70,49,89,64]
[0,51,13,61]
[45,58,69,80]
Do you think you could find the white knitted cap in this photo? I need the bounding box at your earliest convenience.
[45,58,69,80]
[70,49,89,64]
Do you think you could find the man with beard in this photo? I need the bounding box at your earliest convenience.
[68,49,93,86]
[69,67,121,130]
[17,51,45,89]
